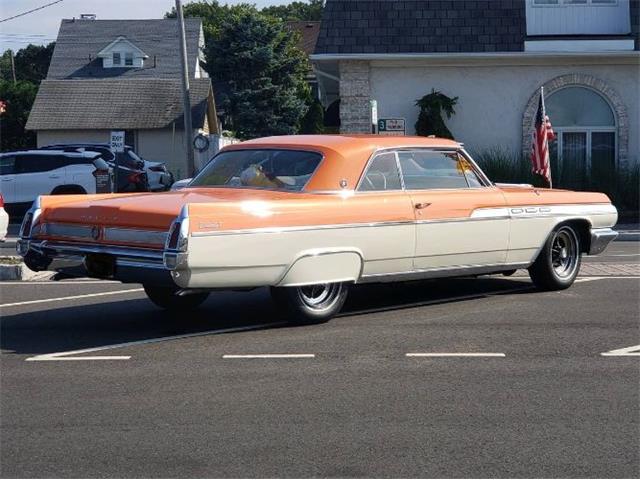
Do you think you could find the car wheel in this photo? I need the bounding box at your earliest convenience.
[143,285,209,311]
[528,224,581,291]
[270,282,349,324]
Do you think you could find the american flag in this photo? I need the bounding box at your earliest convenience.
[531,87,556,188]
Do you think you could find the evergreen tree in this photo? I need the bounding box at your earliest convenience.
[0,80,38,151]
[299,97,324,134]
[204,8,309,139]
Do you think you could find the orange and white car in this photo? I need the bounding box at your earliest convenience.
[17,135,617,322]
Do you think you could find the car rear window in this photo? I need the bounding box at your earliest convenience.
[190,149,322,192]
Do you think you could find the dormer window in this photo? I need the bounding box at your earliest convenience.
[97,36,148,69]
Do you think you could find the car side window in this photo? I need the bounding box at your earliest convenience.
[15,154,64,174]
[358,152,402,191]
[398,150,473,190]
[458,154,483,187]
[0,155,16,175]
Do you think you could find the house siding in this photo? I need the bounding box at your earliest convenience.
[368,62,639,163]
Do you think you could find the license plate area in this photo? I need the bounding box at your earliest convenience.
[84,253,116,278]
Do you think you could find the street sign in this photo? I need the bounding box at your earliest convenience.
[110,131,125,153]
[370,100,378,134]
[378,118,406,136]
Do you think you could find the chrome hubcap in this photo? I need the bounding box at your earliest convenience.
[298,283,342,311]
[551,229,578,278]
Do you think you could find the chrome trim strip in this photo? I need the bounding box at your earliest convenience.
[42,223,94,240]
[358,262,530,283]
[191,220,415,237]
[104,227,167,245]
[29,240,164,261]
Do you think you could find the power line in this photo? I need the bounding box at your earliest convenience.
[0,0,64,24]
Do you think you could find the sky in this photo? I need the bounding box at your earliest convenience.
[0,0,293,53]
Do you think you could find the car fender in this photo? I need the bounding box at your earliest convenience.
[277,248,364,287]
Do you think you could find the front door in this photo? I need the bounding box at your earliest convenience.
[397,149,510,270]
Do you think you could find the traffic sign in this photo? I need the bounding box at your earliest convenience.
[110,131,125,153]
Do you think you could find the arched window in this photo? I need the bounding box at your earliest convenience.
[546,87,616,189]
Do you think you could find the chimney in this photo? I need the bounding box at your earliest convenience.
[80,14,96,20]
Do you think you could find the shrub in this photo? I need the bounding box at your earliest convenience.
[471,147,639,217]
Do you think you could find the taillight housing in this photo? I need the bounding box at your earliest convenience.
[0,193,4,208]
[165,206,189,252]
[19,197,42,239]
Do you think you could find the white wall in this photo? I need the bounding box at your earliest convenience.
[370,62,639,163]
[526,0,631,36]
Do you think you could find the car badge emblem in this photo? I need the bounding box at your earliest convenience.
[91,226,102,241]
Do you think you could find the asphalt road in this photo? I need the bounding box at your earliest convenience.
[1,243,638,478]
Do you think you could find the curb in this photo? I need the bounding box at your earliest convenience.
[0,260,55,281]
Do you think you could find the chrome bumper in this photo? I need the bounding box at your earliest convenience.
[17,239,176,286]
[589,227,618,255]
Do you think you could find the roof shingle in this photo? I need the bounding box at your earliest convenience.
[314,0,526,54]
[26,78,211,130]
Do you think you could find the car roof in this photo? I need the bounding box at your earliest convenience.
[1,150,100,159]
[223,134,462,191]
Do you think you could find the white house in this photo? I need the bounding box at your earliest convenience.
[26,17,220,178]
[312,0,640,186]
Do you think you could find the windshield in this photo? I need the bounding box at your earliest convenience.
[190,149,322,192]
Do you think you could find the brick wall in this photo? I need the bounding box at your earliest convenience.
[339,60,372,134]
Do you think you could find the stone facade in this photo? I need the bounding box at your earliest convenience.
[339,60,372,134]
[522,73,629,170]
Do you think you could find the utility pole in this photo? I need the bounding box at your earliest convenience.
[175,0,195,177]
[9,49,17,84]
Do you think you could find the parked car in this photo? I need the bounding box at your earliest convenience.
[0,194,8,242]
[18,135,618,323]
[0,150,112,218]
[39,144,150,193]
[40,143,172,191]
[170,178,191,190]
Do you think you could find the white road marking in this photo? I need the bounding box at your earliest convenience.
[223,354,315,359]
[600,345,640,357]
[575,276,640,282]
[26,322,287,362]
[0,288,144,308]
[406,353,505,357]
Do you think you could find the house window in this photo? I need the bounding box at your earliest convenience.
[112,52,121,66]
[546,87,616,189]
[125,52,133,66]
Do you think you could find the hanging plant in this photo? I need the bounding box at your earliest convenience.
[414,89,458,139]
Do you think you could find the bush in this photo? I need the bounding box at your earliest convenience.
[472,147,639,218]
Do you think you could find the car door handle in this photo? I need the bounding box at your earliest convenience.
[49,174,61,178]
[414,202,431,210]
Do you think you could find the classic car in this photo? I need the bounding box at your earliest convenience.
[17,135,618,323]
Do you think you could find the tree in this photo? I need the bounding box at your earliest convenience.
[204,8,309,139]
[0,43,55,84]
[415,89,458,139]
[0,80,38,151]
[299,97,324,134]
[262,0,324,21]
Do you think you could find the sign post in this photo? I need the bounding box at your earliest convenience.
[110,131,125,193]
[370,100,378,134]
[377,118,406,136]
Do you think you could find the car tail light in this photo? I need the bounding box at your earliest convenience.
[0,193,4,208]
[21,212,34,238]
[128,172,143,184]
[167,221,181,250]
[92,168,109,178]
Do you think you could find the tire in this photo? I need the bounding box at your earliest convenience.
[143,285,209,311]
[528,224,581,291]
[270,282,349,324]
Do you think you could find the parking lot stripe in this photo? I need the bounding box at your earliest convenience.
[406,353,505,357]
[223,354,315,359]
[600,345,640,357]
[25,322,288,361]
[0,288,144,308]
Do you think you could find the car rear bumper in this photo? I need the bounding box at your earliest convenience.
[589,227,618,255]
[17,239,175,286]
